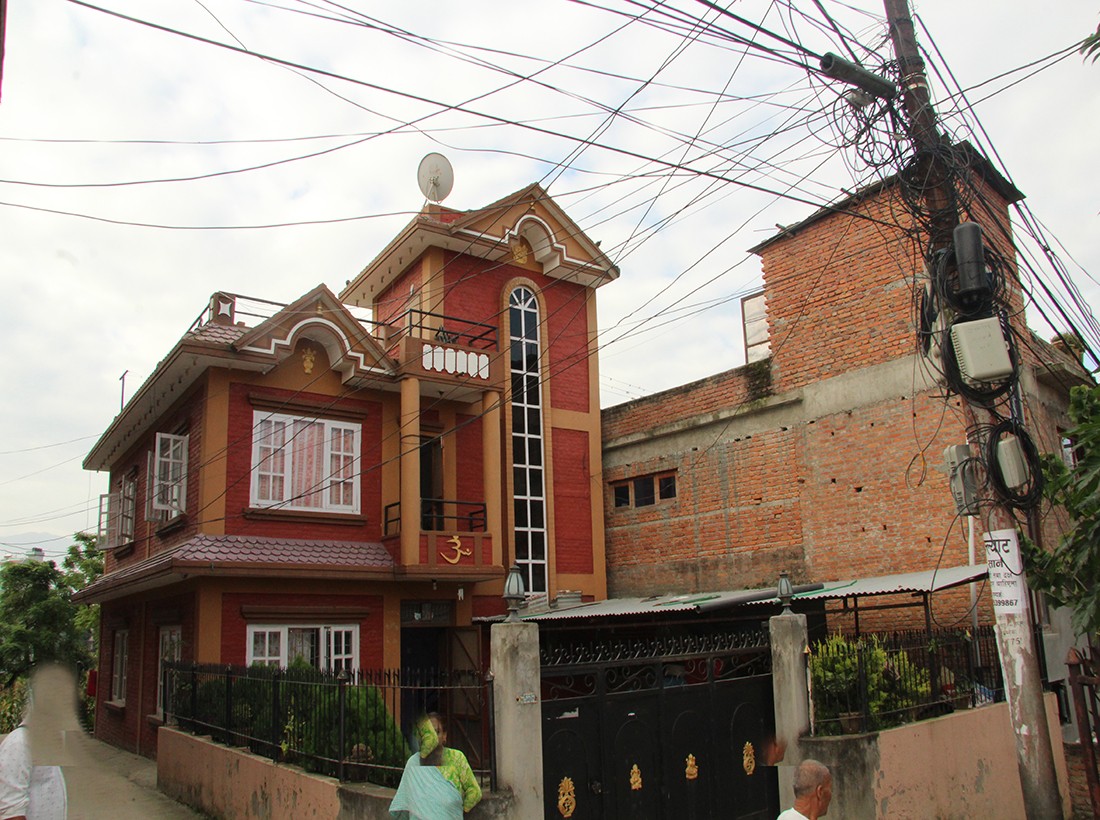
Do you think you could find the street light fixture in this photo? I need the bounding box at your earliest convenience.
[777,570,794,614]
[503,563,525,623]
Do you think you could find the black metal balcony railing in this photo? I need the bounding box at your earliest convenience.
[809,626,1004,735]
[384,499,488,537]
[402,309,498,350]
[163,662,495,789]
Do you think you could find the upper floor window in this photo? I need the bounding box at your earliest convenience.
[742,291,770,363]
[612,471,677,509]
[98,473,137,548]
[247,624,359,671]
[510,287,547,595]
[149,432,189,518]
[251,411,361,514]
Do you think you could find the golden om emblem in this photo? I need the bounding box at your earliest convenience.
[629,763,643,790]
[742,741,756,776]
[685,753,698,781]
[439,535,472,564]
[557,776,576,818]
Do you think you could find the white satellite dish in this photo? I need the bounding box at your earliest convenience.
[417,153,454,203]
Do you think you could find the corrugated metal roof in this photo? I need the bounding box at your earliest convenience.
[515,586,803,622]
[488,564,986,623]
[795,564,987,601]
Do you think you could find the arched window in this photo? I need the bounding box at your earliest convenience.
[509,287,547,593]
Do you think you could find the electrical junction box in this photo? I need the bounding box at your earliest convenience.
[950,317,1012,382]
[943,444,979,516]
[996,434,1029,489]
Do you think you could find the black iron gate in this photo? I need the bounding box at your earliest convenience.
[541,626,777,820]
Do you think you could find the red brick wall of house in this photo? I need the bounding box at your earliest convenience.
[552,428,594,574]
[223,384,384,541]
[455,412,484,503]
[374,258,426,327]
[102,387,206,575]
[96,592,196,759]
[441,252,592,413]
[220,591,386,668]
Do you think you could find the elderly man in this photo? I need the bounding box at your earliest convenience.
[777,759,832,820]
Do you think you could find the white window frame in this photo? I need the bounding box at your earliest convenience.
[157,625,182,717]
[250,411,361,514]
[245,624,359,671]
[120,474,137,541]
[111,630,129,704]
[150,432,189,516]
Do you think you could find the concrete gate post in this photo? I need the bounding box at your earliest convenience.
[490,621,543,816]
[770,612,810,810]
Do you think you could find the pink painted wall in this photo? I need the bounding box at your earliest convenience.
[800,695,1069,819]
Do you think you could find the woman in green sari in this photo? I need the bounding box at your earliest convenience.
[389,713,482,819]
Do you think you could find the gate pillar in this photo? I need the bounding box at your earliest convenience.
[491,621,544,816]
[770,612,809,810]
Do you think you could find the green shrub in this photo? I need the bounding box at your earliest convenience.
[811,634,933,734]
[0,679,27,733]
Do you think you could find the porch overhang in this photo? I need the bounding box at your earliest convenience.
[74,534,397,604]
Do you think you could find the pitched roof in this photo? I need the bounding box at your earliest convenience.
[74,534,395,603]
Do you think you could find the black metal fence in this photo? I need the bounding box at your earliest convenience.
[810,626,1004,735]
[163,662,494,788]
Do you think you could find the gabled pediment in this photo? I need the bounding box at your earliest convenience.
[450,183,619,287]
[341,183,619,307]
[233,284,396,385]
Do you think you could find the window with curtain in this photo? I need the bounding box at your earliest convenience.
[251,411,361,513]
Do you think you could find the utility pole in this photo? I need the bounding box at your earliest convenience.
[883,1,1062,817]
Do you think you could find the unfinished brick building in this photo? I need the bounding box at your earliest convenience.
[601,156,1089,636]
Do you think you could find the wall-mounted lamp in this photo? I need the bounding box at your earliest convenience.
[503,563,526,623]
[777,570,794,615]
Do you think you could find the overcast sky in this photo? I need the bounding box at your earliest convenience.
[1,0,1096,559]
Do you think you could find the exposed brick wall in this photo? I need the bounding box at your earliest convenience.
[760,192,922,394]
[1063,742,1096,819]
[601,177,1069,630]
[603,364,766,442]
[551,428,594,574]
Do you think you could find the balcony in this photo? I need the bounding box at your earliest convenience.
[384,310,503,396]
[383,499,495,577]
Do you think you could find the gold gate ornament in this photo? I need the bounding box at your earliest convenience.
[742,741,756,776]
[630,763,643,790]
[557,776,576,818]
[685,753,698,781]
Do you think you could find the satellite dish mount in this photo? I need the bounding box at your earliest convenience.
[417,153,454,203]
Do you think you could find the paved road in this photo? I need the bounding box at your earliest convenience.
[4,731,204,819]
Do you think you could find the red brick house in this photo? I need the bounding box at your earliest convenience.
[601,156,1090,639]
[78,183,617,756]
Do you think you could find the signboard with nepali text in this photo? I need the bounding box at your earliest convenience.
[983,528,1027,614]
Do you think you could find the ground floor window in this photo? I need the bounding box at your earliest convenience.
[111,630,128,704]
[157,625,182,716]
[246,624,359,671]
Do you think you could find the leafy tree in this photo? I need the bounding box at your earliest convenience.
[62,531,103,651]
[0,559,86,687]
[1024,383,1100,639]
